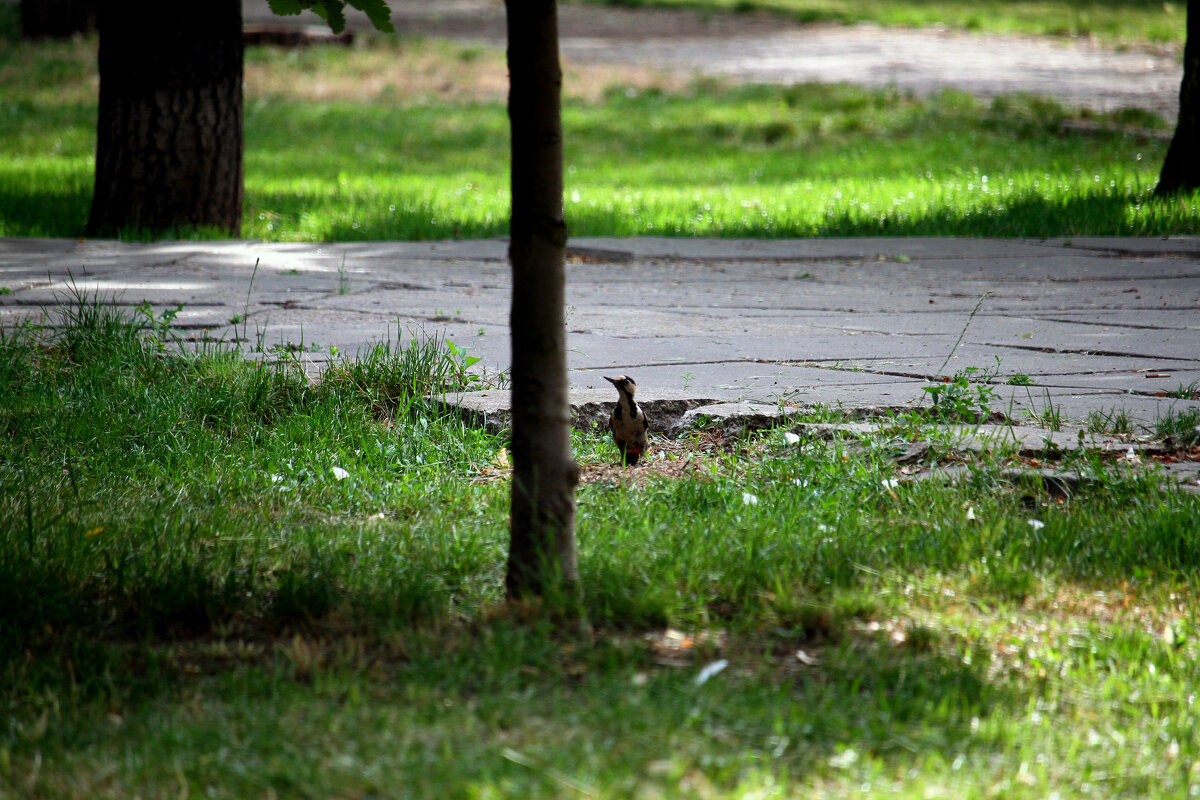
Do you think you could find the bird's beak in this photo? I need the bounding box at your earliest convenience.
[603,376,620,386]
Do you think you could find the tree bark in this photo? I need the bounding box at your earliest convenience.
[503,0,580,602]
[1156,0,1200,196]
[86,0,243,238]
[20,0,96,39]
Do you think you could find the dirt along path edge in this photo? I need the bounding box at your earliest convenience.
[242,0,1183,121]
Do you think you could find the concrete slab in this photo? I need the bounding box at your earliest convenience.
[1042,237,1200,259]
[1027,370,1200,396]
[826,345,1195,378]
[1039,310,1200,331]
[3,235,1198,434]
[995,390,1200,429]
[567,236,1071,261]
[792,422,1168,455]
[673,402,791,434]
[571,362,924,394]
[1161,462,1200,495]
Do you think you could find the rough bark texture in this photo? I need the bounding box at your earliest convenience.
[503,0,580,601]
[86,0,243,237]
[20,0,96,38]
[1156,0,1200,196]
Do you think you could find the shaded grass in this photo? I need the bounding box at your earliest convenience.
[2,35,1195,241]
[2,307,1199,797]
[0,302,500,650]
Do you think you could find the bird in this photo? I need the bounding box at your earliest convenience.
[604,374,648,466]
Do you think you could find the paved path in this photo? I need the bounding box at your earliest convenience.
[3,236,1198,433]
[244,0,1183,121]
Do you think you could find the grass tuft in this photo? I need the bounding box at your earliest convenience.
[1155,406,1200,448]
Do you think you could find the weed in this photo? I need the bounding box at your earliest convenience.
[1168,379,1200,401]
[135,301,184,352]
[237,257,262,346]
[922,361,1002,423]
[933,295,991,378]
[1155,406,1200,448]
[1087,407,1134,435]
[443,339,485,387]
[1028,389,1065,431]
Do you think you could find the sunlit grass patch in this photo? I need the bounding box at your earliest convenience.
[2,35,1194,241]
[168,86,1200,240]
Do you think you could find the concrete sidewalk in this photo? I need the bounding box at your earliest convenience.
[2,236,1199,433]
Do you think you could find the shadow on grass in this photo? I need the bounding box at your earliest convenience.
[245,187,508,242]
[3,169,1194,243]
[2,302,1196,794]
[810,187,1197,239]
[0,609,1015,796]
[0,185,90,239]
[557,187,1195,239]
[243,185,1198,241]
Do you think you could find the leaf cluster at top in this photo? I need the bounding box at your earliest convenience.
[266,0,394,33]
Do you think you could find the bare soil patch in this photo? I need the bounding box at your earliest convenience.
[244,39,688,104]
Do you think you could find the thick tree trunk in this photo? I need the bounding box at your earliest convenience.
[503,0,580,602]
[1156,0,1200,196]
[86,1,243,238]
[20,0,96,39]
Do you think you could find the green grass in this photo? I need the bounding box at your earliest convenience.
[5,18,1199,798]
[2,304,1199,798]
[2,35,1197,242]
[576,0,1189,46]
[1155,406,1200,448]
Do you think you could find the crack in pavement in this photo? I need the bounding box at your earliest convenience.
[982,341,1200,363]
[1036,316,1200,331]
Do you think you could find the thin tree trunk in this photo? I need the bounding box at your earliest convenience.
[503,0,580,602]
[86,0,243,238]
[20,0,96,39]
[1156,0,1200,196]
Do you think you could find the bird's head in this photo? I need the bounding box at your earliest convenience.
[604,375,637,398]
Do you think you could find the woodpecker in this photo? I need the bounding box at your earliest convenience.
[604,374,648,466]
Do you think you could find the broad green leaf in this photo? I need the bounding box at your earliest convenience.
[349,0,395,32]
[266,0,305,16]
[324,2,347,33]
